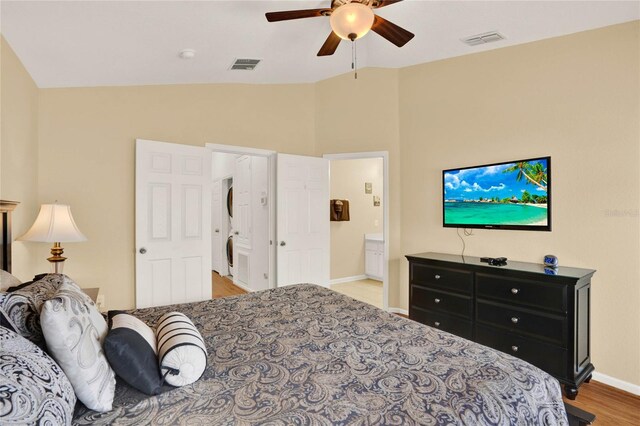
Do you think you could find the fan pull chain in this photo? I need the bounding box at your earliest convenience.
[351,40,358,80]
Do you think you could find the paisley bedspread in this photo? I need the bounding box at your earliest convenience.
[73,284,568,425]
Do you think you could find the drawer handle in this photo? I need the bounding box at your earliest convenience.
[511,288,519,295]
[434,321,441,327]
[511,345,519,352]
[511,317,519,324]
[434,274,441,280]
[434,298,441,304]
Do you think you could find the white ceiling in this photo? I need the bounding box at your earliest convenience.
[1,1,638,88]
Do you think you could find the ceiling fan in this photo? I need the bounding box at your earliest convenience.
[266,0,414,56]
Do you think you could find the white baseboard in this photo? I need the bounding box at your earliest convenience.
[329,275,368,285]
[592,372,640,396]
[387,307,408,316]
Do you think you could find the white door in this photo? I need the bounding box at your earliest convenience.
[234,155,252,249]
[135,139,212,308]
[276,154,329,287]
[212,180,223,274]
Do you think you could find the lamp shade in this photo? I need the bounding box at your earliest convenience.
[18,204,87,243]
[330,2,375,41]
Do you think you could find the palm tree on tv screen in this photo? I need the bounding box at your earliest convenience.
[529,162,548,186]
[503,161,548,192]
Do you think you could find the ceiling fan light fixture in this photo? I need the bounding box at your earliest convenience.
[329,2,375,41]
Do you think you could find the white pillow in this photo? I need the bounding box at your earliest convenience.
[156,312,207,387]
[41,282,116,412]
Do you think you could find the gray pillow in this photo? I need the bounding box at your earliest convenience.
[0,274,75,347]
[0,270,21,291]
[0,325,77,425]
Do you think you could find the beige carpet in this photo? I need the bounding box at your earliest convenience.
[330,279,383,309]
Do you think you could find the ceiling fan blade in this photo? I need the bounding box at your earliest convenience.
[371,15,414,47]
[318,32,342,56]
[265,9,331,22]
[372,0,403,9]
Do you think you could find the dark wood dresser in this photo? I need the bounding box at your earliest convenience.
[406,252,596,399]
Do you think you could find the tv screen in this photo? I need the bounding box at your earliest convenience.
[443,157,551,231]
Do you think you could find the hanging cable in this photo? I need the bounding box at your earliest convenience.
[456,228,473,260]
[457,228,466,259]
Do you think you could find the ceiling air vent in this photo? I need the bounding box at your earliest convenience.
[230,59,261,71]
[462,31,505,47]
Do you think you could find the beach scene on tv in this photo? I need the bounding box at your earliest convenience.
[444,159,549,226]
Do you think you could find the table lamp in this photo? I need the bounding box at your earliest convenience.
[18,203,87,273]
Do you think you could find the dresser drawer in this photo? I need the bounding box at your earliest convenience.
[476,273,567,313]
[410,263,472,295]
[476,301,567,346]
[476,324,567,378]
[411,285,472,319]
[411,308,473,340]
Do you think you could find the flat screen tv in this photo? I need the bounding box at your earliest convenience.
[443,156,551,231]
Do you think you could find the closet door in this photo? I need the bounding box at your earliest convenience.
[211,180,223,274]
[276,154,329,288]
[234,156,252,249]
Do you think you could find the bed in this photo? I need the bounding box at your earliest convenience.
[70,284,569,425]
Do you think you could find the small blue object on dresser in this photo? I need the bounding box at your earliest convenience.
[544,254,559,267]
[544,266,559,275]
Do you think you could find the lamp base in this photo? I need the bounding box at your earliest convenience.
[48,260,65,274]
[48,242,66,274]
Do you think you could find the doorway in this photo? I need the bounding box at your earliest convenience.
[207,144,277,295]
[324,152,389,311]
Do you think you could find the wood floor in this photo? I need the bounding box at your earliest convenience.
[212,272,246,298]
[563,380,640,425]
[210,273,639,424]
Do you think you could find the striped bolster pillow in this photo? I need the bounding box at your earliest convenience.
[155,312,207,387]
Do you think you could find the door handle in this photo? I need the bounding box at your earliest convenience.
[280,241,286,246]
[215,229,220,233]
[234,231,239,235]
[139,248,147,254]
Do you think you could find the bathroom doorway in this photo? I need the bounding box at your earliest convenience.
[324,152,389,310]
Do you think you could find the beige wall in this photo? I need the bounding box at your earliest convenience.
[36,83,316,310]
[315,68,403,306]
[0,36,40,279]
[330,158,383,279]
[398,21,640,386]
